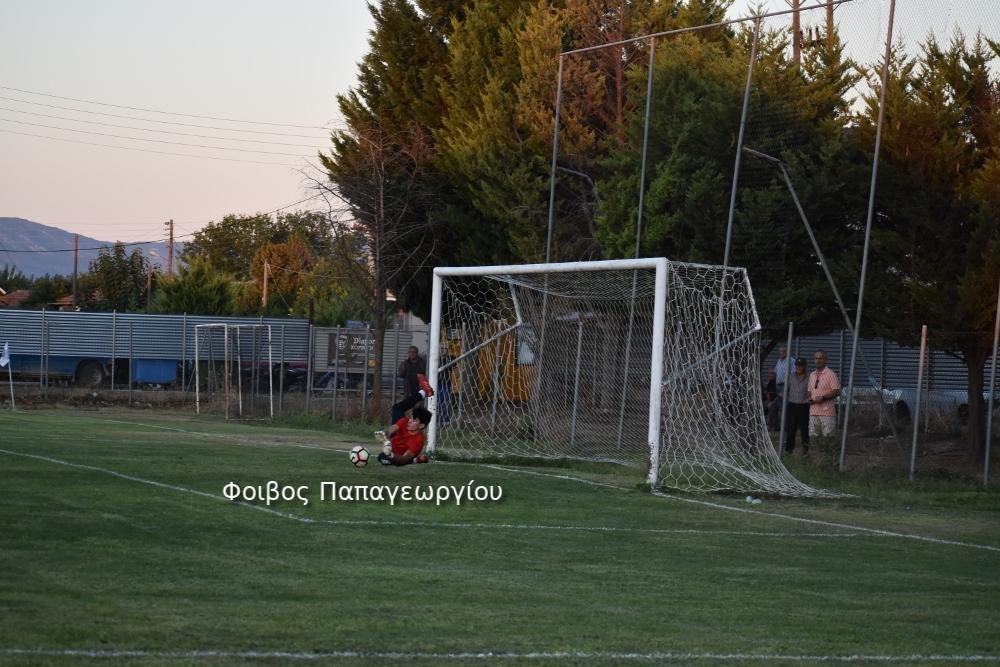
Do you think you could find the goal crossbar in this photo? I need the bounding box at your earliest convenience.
[426,258,830,497]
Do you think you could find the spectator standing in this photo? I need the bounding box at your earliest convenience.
[784,358,810,453]
[808,351,840,438]
[398,345,426,399]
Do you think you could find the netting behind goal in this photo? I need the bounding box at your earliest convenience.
[429,259,828,497]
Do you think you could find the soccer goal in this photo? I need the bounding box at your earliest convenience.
[427,258,828,497]
[194,323,274,420]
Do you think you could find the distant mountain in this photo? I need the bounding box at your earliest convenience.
[0,217,181,278]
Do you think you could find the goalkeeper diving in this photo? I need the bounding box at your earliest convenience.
[374,373,434,466]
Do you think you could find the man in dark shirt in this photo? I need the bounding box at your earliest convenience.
[398,345,426,398]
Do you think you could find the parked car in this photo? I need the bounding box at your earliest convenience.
[879,388,1000,423]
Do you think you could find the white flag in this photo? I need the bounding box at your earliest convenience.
[0,342,9,368]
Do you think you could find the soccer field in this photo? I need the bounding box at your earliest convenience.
[1,410,999,665]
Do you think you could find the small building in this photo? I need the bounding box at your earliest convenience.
[0,289,31,308]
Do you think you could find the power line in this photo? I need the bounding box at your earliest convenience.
[0,96,335,139]
[0,107,326,148]
[0,195,329,253]
[0,128,298,167]
[0,117,315,157]
[0,84,335,130]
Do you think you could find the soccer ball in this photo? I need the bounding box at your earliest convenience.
[350,445,369,467]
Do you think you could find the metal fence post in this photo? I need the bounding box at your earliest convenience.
[570,320,584,447]
[111,310,117,392]
[985,279,1000,486]
[333,327,341,420]
[181,313,187,393]
[361,322,371,419]
[128,322,134,405]
[278,324,286,417]
[777,322,794,457]
[909,325,927,481]
[38,309,45,393]
[305,325,313,415]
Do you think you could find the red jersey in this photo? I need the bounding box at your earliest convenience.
[390,417,425,456]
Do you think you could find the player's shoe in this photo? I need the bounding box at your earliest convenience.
[377,452,393,466]
[417,373,434,398]
[413,454,429,464]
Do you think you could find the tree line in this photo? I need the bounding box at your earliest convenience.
[1,0,996,453]
[320,0,998,455]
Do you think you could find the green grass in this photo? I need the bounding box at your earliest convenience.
[1,409,999,665]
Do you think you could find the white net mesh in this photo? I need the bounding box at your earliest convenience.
[194,324,275,420]
[432,260,832,497]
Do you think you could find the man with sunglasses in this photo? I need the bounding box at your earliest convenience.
[807,351,840,438]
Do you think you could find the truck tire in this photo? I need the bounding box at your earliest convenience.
[75,361,105,387]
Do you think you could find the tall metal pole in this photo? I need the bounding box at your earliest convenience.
[840,0,896,471]
[777,321,794,457]
[545,55,565,264]
[195,327,200,414]
[910,324,928,481]
[985,278,1000,486]
[722,17,761,270]
[616,38,657,448]
[128,323,134,406]
[635,38,656,252]
[570,320,584,446]
[110,310,116,392]
[224,327,230,420]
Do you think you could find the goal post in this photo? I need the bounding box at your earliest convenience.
[428,258,668,484]
[427,258,829,497]
[194,323,274,420]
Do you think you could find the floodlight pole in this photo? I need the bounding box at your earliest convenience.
[617,38,657,448]
[985,278,1000,486]
[722,17,761,271]
[545,54,564,265]
[840,0,896,471]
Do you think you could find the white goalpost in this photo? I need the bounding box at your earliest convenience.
[427,258,829,497]
[194,323,274,420]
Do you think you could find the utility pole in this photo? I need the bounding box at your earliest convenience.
[262,261,269,308]
[789,0,802,64]
[146,265,153,313]
[827,0,835,49]
[167,219,174,278]
[71,234,79,309]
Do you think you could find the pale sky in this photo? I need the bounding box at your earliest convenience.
[0,0,374,244]
[0,0,990,250]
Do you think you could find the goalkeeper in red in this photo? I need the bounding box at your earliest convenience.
[375,373,433,465]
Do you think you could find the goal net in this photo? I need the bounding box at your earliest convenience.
[427,258,828,497]
[194,323,274,420]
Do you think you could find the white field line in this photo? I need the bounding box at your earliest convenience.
[0,448,314,524]
[9,414,1000,553]
[651,490,1000,554]
[1,648,998,662]
[0,447,867,539]
[478,462,1000,554]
